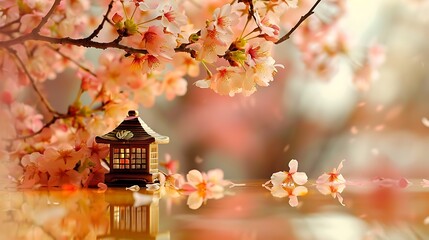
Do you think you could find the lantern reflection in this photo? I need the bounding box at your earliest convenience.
[100,191,161,239]
[0,190,167,239]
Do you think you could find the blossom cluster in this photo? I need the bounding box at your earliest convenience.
[263,159,346,207]
[0,0,304,189]
[0,0,384,189]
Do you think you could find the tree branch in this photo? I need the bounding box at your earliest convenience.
[276,0,323,45]
[7,48,60,116]
[32,0,62,34]
[85,0,115,40]
[47,45,97,76]
[11,116,59,140]
[0,19,20,32]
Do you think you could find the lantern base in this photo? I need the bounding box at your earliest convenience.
[104,172,159,187]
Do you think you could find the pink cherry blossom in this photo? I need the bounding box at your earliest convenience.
[247,56,283,87]
[206,168,232,187]
[19,152,47,188]
[270,159,308,186]
[245,41,271,67]
[157,1,188,34]
[103,92,138,123]
[141,25,176,60]
[138,0,161,11]
[195,66,243,96]
[96,51,131,90]
[163,173,185,190]
[132,75,161,108]
[181,169,229,210]
[10,102,43,135]
[316,160,346,185]
[353,43,385,91]
[38,145,86,187]
[192,26,233,63]
[162,70,188,100]
[160,153,179,174]
[210,2,245,34]
[254,12,280,42]
[172,52,200,77]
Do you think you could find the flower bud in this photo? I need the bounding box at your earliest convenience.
[112,13,123,24]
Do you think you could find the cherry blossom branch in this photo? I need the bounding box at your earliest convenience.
[0,19,20,32]
[6,47,60,116]
[85,0,114,40]
[47,45,97,76]
[0,34,149,54]
[276,0,323,45]
[1,31,195,56]
[11,116,59,140]
[0,0,323,60]
[32,0,62,34]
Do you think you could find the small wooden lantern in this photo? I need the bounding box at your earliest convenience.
[95,110,169,186]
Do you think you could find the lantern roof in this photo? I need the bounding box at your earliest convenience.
[95,110,169,144]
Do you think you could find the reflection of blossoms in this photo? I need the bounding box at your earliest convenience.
[263,159,308,207]
[1,190,110,239]
[181,169,231,210]
[316,183,346,206]
[316,160,347,206]
[372,177,410,189]
[270,185,308,207]
[422,179,429,188]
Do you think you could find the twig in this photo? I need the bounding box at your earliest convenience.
[47,45,97,76]
[11,116,59,140]
[229,183,246,188]
[7,48,59,115]
[0,19,20,32]
[85,0,115,40]
[32,0,62,34]
[276,0,323,45]
[0,34,149,54]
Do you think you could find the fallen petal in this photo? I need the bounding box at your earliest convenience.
[126,185,140,192]
[398,177,410,188]
[97,182,108,191]
[146,183,160,191]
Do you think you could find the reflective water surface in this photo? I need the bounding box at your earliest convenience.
[1,180,429,240]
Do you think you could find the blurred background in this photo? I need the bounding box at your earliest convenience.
[43,0,429,180]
